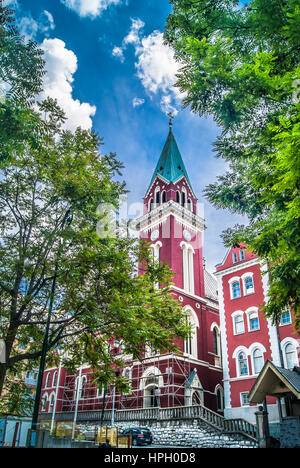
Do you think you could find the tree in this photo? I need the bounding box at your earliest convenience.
[0,98,189,405]
[165,0,300,330]
[0,0,45,165]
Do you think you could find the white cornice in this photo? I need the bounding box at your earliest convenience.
[136,200,206,234]
[214,258,260,277]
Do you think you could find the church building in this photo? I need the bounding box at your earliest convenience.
[38,121,224,426]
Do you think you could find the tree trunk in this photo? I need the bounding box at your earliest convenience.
[0,361,7,396]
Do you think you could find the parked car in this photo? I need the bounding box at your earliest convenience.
[122,427,153,446]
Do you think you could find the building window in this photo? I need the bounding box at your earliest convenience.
[238,352,249,376]
[284,343,298,370]
[243,275,255,295]
[149,198,154,212]
[162,191,166,203]
[249,311,259,331]
[49,394,55,413]
[213,327,220,356]
[240,250,245,261]
[41,394,48,412]
[280,310,291,325]
[233,252,238,263]
[231,281,241,299]
[181,243,195,294]
[176,191,180,204]
[187,199,193,212]
[253,348,264,374]
[234,314,245,334]
[46,373,51,388]
[183,308,198,358]
[155,189,160,207]
[182,189,186,208]
[240,392,249,406]
[53,371,58,387]
[80,376,87,399]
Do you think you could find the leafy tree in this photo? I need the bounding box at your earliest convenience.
[0,98,189,406]
[165,0,300,330]
[0,0,45,165]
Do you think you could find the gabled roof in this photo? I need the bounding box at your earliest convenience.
[146,128,193,195]
[248,360,300,403]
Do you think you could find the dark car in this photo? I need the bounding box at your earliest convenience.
[123,427,153,446]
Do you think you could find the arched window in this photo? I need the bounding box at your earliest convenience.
[233,314,245,335]
[155,189,160,207]
[253,348,264,374]
[162,191,166,203]
[216,386,224,412]
[182,189,186,208]
[181,242,195,294]
[231,281,241,299]
[238,352,249,376]
[242,273,255,295]
[41,394,48,412]
[53,371,58,387]
[176,191,180,204]
[248,311,259,331]
[149,198,154,212]
[284,343,298,369]
[49,393,55,413]
[183,307,198,358]
[213,327,220,356]
[46,372,51,388]
[187,199,193,212]
[80,376,87,399]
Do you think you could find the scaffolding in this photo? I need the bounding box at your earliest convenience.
[40,351,205,422]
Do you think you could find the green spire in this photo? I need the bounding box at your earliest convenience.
[147,127,193,194]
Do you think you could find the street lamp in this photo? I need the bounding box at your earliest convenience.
[29,209,73,447]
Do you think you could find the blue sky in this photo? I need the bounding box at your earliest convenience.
[10,0,248,274]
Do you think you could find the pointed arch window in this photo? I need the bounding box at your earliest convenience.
[155,190,160,207]
[148,198,154,212]
[182,189,186,208]
[181,242,195,294]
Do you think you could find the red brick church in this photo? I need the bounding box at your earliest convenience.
[38,121,224,425]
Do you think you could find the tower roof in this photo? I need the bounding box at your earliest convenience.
[146,128,193,195]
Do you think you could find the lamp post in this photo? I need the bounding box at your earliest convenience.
[29,209,73,447]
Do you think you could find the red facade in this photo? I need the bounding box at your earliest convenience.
[39,127,224,424]
[216,245,299,423]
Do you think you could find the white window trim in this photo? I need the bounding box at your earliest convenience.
[245,306,260,332]
[240,392,250,407]
[241,272,255,296]
[231,310,245,335]
[249,343,266,375]
[281,337,299,369]
[232,345,249,377]
[48,391,56,413]
[41,393,48,412]
[279,309,292,326]
[182,305,199,359]
[232,252,238,264]
[228,276,241,300]
[180,242,195,294]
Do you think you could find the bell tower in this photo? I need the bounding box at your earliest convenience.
[137,120,206,299]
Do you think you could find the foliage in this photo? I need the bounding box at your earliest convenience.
[165,0,300,329]
[0,0,45,165]
[0,97,189,409]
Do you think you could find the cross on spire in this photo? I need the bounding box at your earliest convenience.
[168,112,174,129]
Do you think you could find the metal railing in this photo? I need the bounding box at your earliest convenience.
[99,404,257,442]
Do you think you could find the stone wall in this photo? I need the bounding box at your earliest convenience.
[112,419,258,449]
[280,417,300,448]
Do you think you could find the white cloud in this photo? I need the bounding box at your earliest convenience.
[113,20,182,116]
[132,97,145,108]
[19,10,56,41]
[61,0,123,18]
[112,46,125,63]
[39,38,96,131]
